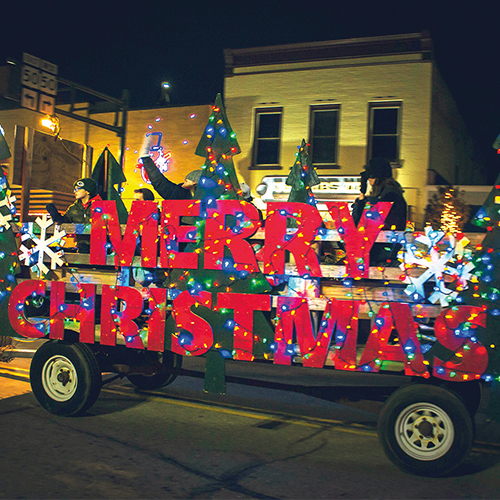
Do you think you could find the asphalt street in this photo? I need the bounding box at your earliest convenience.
[1,343,500,499]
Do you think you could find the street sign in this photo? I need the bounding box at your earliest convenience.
[21,87,38,111]
[20,53,58,115]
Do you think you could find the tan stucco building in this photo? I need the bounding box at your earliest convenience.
[223,32,483,226]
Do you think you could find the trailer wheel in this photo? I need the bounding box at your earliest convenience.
[127,351,182,390]
[378,384,473,477]
[30,341,101,416]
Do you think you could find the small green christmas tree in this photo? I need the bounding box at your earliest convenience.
[285,140,320,231]
[286,140,320,205]
[285,140,321,296]
[456,176,500,379]
[91,147,128,224]
[0,172,22,343]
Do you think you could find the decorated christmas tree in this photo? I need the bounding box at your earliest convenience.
[166,93,270,296]
[455,177,500,380]
[284,140,322,296]
[0,171,22,342]
[164,95,273,393]
[194,93,243,202]
[286,139,320,205]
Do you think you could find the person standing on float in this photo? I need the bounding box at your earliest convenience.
[352,157,407,266]
[139,134,202,200]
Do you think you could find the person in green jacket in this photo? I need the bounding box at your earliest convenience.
[47,178,102,224]
[46,178,102,253]
[63,178,102,223]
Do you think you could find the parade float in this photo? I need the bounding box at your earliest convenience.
[1,96,499,477]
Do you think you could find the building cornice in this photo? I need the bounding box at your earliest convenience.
[224,31,432,75]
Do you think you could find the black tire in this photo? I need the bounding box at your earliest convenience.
[30,340,102,416]
[378,384,474,477]
[127,350,182,390]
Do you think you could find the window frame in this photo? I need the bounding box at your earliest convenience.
[251,107,283,170]
[308,104,340,169]
[367,101,402,165]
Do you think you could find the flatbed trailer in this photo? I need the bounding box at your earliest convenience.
[2,200,496,478]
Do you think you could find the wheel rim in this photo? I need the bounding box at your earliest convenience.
[395,402,454,461]
[41,355,78,402]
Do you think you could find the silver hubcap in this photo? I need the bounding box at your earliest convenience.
[395,402,454,460]
[41,355,78,402]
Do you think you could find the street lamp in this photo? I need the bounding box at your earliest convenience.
[159,82,171,105]
[41,114,60,137]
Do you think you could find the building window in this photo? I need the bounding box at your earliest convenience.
[368,102,401,163]
[309,106,340,168]
[252,108,282,169]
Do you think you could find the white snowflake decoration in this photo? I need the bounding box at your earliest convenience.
[18,215,66,276]
[400,227,474,307]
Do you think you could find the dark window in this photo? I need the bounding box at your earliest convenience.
[368,103,401,163]
[309,107,339,168]
[252,108,282,169]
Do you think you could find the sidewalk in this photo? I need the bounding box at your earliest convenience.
[3,339,46,359]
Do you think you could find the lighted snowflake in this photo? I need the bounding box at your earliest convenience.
[18,215,66,277]
[399,227,474,307]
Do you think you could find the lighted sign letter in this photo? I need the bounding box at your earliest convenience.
[91,200,159,267]
[90,201,158,267]
[8,280,47,338]
[145,287,168,352]
[100,285,145,348]
[171,290,213,356]
[217,292,271,361]
[358,303,429,377]
[322,299,359,370]
[123,201,159,267]
[433,306,488,381]
[160,200,200,269]
[49,281,96,343]
[326,202,392,278]
[274,296,332,367]
[264,202,323,277]
[204,200,261,272]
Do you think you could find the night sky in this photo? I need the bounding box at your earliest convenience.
[2,1,499,181]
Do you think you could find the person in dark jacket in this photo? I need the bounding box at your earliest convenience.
[140,135,202,200]
[47,178,102,224]
[46,178,102,253]
[352,158,407,266]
